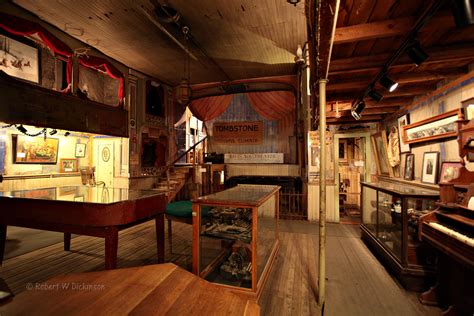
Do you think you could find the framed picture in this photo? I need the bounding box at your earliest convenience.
[307,131,335,183]
[402,109,463,144]
[60,158,78,173]
[0,34,39,83]
[439,161,464,184]
[421,152,440,184]
[404,154,414,180]
[74,196,84,202]
[339,139,348,163]
[75,143,86,158]
[371,131,394,177]
[461,97,474,120]
[397,114,410,153]
[14,134,59,164]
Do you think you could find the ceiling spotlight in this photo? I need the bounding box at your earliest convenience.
[64,131,71,137]
[451,0,474,28]
[368,89,383,102]
[380,75,398,92]
[16,124,27,134]
[351,100,366,120]
[49,129,57,136]
[287,0,301,6]
[406,42,429,66]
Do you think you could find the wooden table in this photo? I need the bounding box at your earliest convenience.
[0,263,259,315]
[0,186,167,269]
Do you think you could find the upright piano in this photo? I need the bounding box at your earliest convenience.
[419,165,474,315]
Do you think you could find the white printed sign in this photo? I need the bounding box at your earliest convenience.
[224,153,284,164]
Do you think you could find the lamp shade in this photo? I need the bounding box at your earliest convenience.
[177,79,192,105]
[351,100,365,120]
[380,76,398,92]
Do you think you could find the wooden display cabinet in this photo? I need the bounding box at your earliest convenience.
[192,184,280,300]
[360,181,439,290]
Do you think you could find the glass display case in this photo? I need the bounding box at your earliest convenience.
[360,181,439,290]
[192,184,280,299]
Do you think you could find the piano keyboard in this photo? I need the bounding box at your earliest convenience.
[427,222,474,247]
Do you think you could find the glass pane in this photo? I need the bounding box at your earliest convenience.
[377,191,402,261]
[257,195,277,283]
[362,186,377,234]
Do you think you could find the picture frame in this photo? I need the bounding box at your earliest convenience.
[397,114,410,153]
[0,34,39,83]
[404,154,414,180]
[439,161,464,184]
[60,158,78,173]
[421,152,440,184]
[402,109,463,145]
[371,131,394,177]
[339,139,348,163]
[14,134,59,164]
[75,143,86,158]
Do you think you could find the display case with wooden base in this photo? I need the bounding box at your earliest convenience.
[360,181,439,291]
[192,184,280,300]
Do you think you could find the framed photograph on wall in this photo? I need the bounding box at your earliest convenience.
[14,134,59,164]
[421,152,440,184]
[75,143,86,158]
[60,158,78,173]
[397,114,410,153]
[371,131,394,177]
[0,34,39,83]
[404,154,414,180]
[439,161,464,184]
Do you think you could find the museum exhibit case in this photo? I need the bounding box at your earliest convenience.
[192,184,280,299]
[360,181,439,290]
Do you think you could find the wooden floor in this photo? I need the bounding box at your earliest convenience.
[0,220,441,316]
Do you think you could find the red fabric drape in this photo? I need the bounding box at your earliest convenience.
[78,56,125,107]
[189,94,233,121]
[246,91,296,120]
[0,12,73,86]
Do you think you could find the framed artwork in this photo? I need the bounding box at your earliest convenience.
[402,109,463,145]
[339,139,348,163]
[75,143,86,158]
[404,154,414,180]
[421,152,440,184]
[371,131,393,177]
[74,196,84,202]
[14,134,59,164]
[461,97,474,120]
[439,161,464,184]
[60,158,78,173]
[307,131,335,183]
[397,114,410,153]
[0,34,39,83]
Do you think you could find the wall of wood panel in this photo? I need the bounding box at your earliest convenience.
[226,164,300,178]
[307,184,338,222]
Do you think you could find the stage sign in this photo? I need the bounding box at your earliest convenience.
[224,153,284,164]
[213,121,263,144]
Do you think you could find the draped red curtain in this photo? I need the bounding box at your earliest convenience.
[189,94,233,121]
[0,12,73,88]
[78,56,125,107]
[246,91,296,120]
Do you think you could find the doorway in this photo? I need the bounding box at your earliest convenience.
[95,142,114,187]
[335,132,371,224]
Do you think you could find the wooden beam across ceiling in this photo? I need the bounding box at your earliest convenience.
[327,115,383,124]
[326,106,400,118]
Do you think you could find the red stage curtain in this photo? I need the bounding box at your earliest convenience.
[246,91,295,120]
[0,12,73,87]
[189,94,233,121]
[78,56,125,107]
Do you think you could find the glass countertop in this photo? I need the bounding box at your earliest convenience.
[194,184,280,206]
[361,181,439,196]
[0,186,165,204]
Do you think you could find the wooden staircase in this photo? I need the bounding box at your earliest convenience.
[153,166,193,202]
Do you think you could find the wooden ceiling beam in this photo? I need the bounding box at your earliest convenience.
[327,115,383,124]
[328,86,429,102]
[326,106,400,118]
[334,14,453,44]
[329,43,474,75]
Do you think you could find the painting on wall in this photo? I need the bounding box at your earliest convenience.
[421,152,440,184]
[308,131,335,183]
[0,34,39,83]
[60,158,78,173]
[397,114,410,153]
[14,135,59,164]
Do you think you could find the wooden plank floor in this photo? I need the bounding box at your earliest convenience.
[0,221,441,315]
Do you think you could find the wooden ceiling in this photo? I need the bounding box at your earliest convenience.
[11,0,474,124]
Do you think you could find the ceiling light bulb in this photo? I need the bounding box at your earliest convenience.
[351,101,365,120]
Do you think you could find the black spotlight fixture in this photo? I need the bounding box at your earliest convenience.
[351,100,366,120]
[451,0,474,28]
[380,75,398,92]
[64,131,71,137]
[16,124,27,134]
[368,89,383,102]
[406,41,429,66]
[49,129,57,136]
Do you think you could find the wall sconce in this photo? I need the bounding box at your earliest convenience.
[287,0,301,6]
[406,41,429,66]
[294,44,305,64]
[368,89,383,102]
[351,100,365,120]
[380,75,398,92]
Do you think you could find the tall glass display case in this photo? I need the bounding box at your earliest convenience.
[192,184,280,299]
[360,181,439,290]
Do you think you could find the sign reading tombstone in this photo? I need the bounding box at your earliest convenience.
[213,121,263,144]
